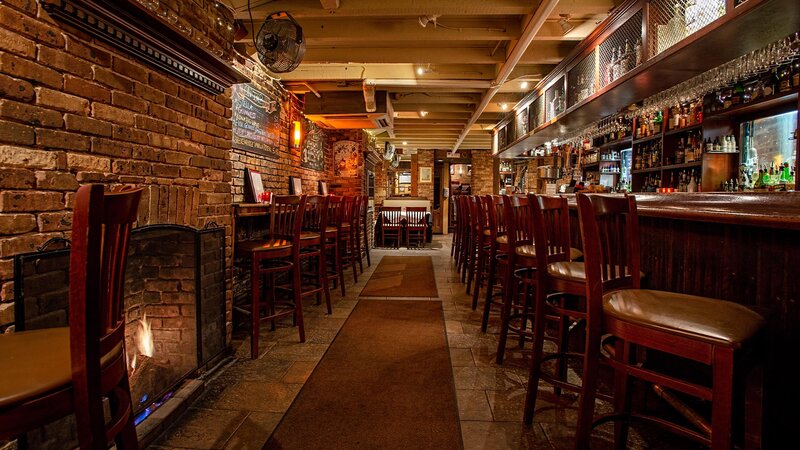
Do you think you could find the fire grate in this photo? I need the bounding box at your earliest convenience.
[648,0,725,59]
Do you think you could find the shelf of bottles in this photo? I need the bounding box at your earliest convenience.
[648,0,726,60]
[706,58,800,119]
[529,94,546,130]
[568,51,596,107]
[598,10,644,90]
[545,77,566,122]
[516,107,529,138]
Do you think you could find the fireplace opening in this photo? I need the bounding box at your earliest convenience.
[12,224,226,430]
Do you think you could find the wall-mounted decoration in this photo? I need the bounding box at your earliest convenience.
[300,117,325,171]
[245,168,265,203]
[232,83,281,158]
[419,167,433,183]
[333,140,359,177]
[289,176,303,195]
[318,180,329,195]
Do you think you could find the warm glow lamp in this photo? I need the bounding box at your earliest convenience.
[292,121,302,148]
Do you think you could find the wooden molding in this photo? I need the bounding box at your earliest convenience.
[40,0,248,94]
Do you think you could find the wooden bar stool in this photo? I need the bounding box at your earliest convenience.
[572,193,765,450]
[523,193,595,426]
[458,195,473,284]
[453,196,466,268]
[0,184,142,449]
[298,195,331,314]
[325,195,346,296]
[338,196,359,283]
[480,195,508,333]
[379,206,402,248]
[358,195,371,267]
[405,206,428,248]
[468,195,491,310]
[235,195,307,359]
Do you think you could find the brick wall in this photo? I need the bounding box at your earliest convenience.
[0,1,233,329]
[470,149,496,195]
[415,149,434,202]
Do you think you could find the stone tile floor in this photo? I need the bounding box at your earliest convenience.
[152,236,695,449]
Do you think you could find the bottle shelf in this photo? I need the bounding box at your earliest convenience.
[631,166,663,174]
[705,89,799,119]
[632,134,662,145]
[661,161,703,171]
[664,123,703,136]
[598,159,622,163]
[598,137,632,149]
[583,161,600,168]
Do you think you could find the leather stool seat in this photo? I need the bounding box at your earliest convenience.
[496,235,508,245]
[236,239,292,252]
[515,245,582,261]
[547,261,644,284]
[603,289,765,347]
[300,231,321,241]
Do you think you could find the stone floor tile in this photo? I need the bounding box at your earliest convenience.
[222,412,283,449]
[449,348,475,367]
[486,389,527,421]
[456,389,494,421]
[281,360,318,384]
[157,408,247,449]
[197,381,303,413]
[461,421,551,450]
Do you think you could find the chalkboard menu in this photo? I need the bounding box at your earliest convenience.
[300,116,325,171]
[232,83,281,158]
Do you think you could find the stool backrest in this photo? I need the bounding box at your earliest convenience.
[381,206,402,225]
[406,207,427,226]
[485,195,506,240]
[503,194,532,249]
[468,196,483,238]
[327,195,344,228]
[529,194,574,268]
[576,193,641,298]
[69,184,142,449]
[342,196,357,229]
[304,195,329,233]
[271,195,307,243]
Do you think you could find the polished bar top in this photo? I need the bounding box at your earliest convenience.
[564,192,800,230]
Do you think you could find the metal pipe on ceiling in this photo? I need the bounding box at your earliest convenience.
[452,0,561,152]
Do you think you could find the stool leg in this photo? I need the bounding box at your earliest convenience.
[292,259,306,343]
[496,260,516,365]
[471,245,485,310]
[349,237,358,283]
[336,238,346,296]
[364,225,371,266]
[319,245,332,314]
[613,339,633,450]
[711,347,735,450]
[573,317,603,450]
[355,230,364,273]
[523,277,548,425]
[250,258,260,359]
[481,247,498,332]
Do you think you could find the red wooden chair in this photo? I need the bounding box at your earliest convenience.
[299,195,331,314]
[405,207,428,248]
[337,196,359,283]
[0,184,142,449]
[480,195,507,332]
[325,195,346,296]
[357,195,372,267]
[379,206,403,248]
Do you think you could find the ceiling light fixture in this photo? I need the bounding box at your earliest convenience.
[418,14,505,32]
[416,66,425,75]
[558,14,574,35]
[419,110,428,117]
[520,81,529,89]
[500,103,508,111]
[402,141,408,145]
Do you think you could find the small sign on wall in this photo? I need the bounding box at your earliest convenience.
[333,140,359,177]
[419,167,433,183]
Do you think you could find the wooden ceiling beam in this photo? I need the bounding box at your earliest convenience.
[231,0,535,19]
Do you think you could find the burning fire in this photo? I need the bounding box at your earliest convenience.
[129,313,155,373]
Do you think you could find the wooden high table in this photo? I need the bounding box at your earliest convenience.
[563,192,800,447]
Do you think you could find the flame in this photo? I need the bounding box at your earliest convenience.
[137,313,155,358]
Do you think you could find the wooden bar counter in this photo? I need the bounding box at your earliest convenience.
[566,192,800,446]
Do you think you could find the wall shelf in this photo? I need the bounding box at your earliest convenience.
[665,123,703,136]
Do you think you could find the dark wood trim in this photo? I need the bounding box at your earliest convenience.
[40,0,248,94]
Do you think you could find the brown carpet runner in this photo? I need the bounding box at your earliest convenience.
[263,300,461,450]
[359,256,438,298]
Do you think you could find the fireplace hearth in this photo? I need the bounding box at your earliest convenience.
[11,224,227,448]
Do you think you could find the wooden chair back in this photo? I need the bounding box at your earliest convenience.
[576,193,642,317]
[303,195,329,233]
[327,195,344,228]
[405,207,427,228]
[270,195,307,244]
[69,184,142,449]
[350,196,362,231]
[485,195,506,241]
[380,206,402,226]
[340,196,357,232]
[529,194,574,269]
[502,194,533,249]
[467,196,483,238]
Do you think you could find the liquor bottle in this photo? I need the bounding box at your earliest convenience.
[611,47,621,82]
[605,48,616,85]
[654,111,663,134]
[778,63,792,93]
[676,138,685,164]
[792,59,800,88]
[687,173,697,192]
[623,39,633,74]
[634,38,642,67]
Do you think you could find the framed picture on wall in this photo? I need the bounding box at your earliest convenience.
[318,180,328,195]
[289,176,303,195]
[419,167,433,183]
[246,168,265,203]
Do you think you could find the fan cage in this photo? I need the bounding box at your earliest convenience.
[256,12,306,73]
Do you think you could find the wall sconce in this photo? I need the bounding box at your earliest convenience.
[292,120,302,148]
